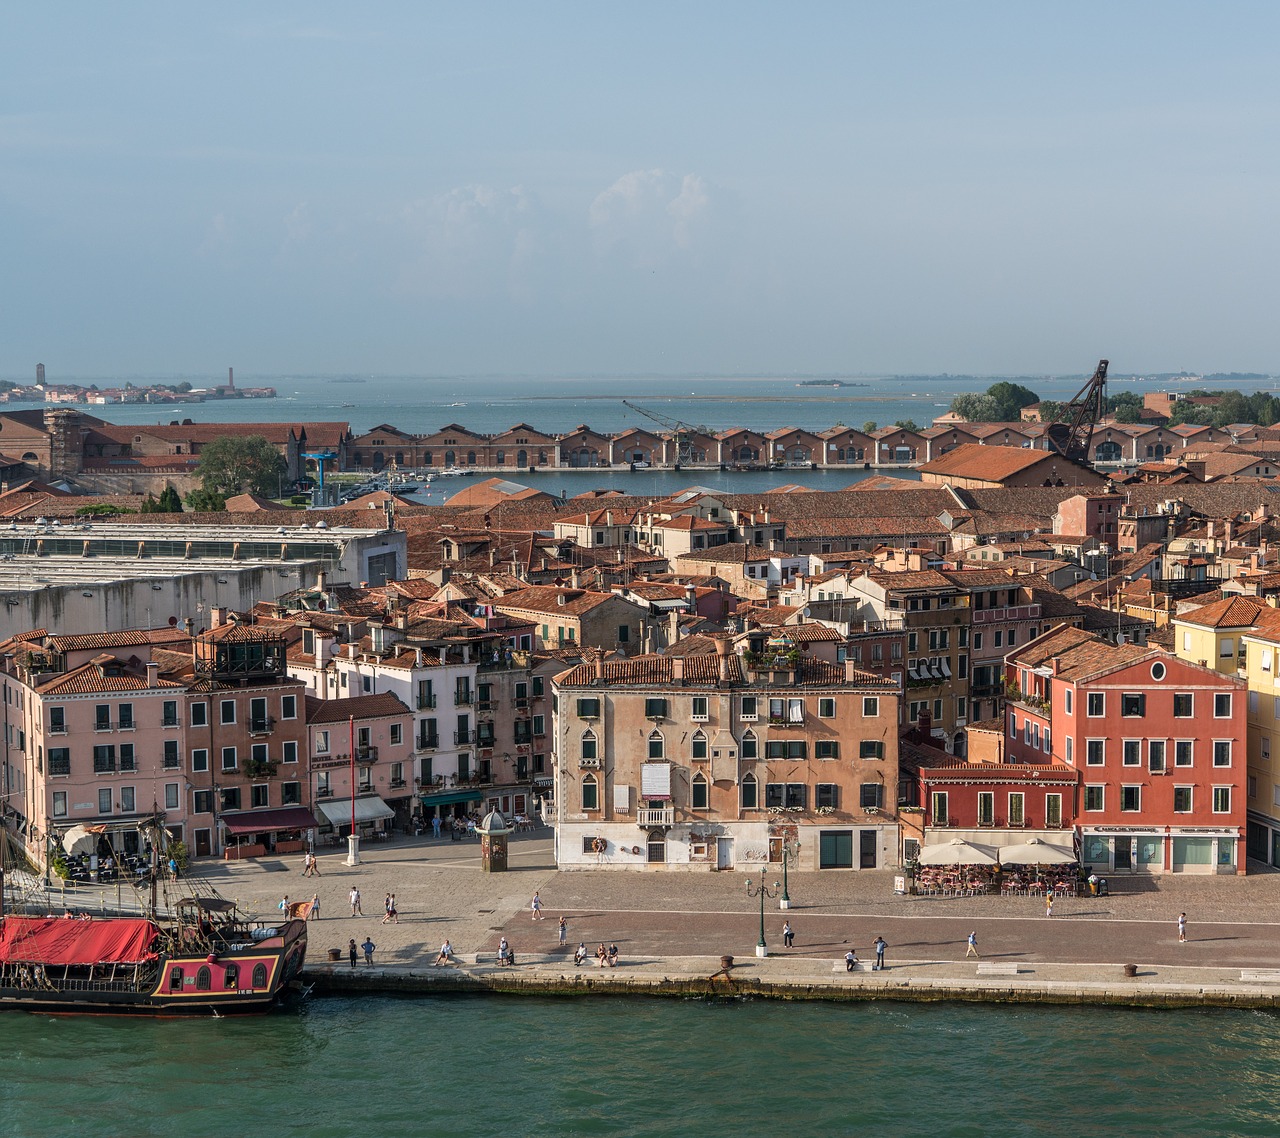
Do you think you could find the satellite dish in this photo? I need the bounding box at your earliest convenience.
[803,607,811,618]
[168,616,178,626]
[1116,633,1127,646]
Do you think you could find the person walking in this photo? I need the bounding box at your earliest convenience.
[361,936,376,965]
[531,891,545,920]
[845,948,859,972]
[782,920,794,948]
[1178,912,1187,943]
[349,887,362,917]
[965,930,979,958]
[873,936,887,972]
[301,852,311,877]
[558,916,568,946]
[432,815,442,840]
[348,938,358,969]
[382,893,392,922]
[279,894,290,915]
[309,893,321,921]
[1045,892,1054,918]
[382,894,398,924]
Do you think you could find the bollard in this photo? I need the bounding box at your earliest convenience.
[1123,963,1138,978]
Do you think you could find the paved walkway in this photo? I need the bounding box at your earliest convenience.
[169,830,1280,982]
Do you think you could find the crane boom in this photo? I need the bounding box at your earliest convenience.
[621,400,709,466]
[1046,359,1109,465]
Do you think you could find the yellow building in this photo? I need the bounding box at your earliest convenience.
[1173,596,1279,866]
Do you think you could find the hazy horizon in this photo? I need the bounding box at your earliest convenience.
[5,4,1279,378]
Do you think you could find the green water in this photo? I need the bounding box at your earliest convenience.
[3,996,1278,1138]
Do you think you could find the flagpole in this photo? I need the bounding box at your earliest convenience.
[346,713,360,866]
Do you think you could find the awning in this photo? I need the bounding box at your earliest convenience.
[0,916,160,966]
[317,796,396,827]
[221,807,318,835]
[418,789,484,808]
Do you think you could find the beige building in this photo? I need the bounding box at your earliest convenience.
[552,643,900,872]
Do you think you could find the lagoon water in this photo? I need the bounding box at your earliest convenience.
[5,995,1279,1138]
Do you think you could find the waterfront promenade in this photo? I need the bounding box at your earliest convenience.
[144,829,1280,1006]
[43,828,1280,1005]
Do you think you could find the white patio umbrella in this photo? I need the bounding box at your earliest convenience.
[917,837,1001,866]
[998,837,1076,865]
[59,825,100,856]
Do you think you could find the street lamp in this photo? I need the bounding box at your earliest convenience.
[745,869,781,958]
[779,840,798,910]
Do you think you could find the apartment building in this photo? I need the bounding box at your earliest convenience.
[1008,624,1247,874]
[552,641,899,872]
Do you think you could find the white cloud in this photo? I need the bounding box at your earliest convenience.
[394,184,543,300]
[589,169,713,264]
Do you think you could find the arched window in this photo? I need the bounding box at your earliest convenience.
[691,771,709,810]
[196,966,211,991]
[517,449,528,467]
[445,450,456,466]
[581,772,599,811]
[372,451,384,469]
[423,451,433,466]
[691,730,707,760]
[395,451,405,465]
[740,730,758,760]
[537,449,547,464]
[581,730,597,760]
[495,449,505,465]
[741,772,758,810]
[647,731,664,759]
[467,450,476,465]
[252,963,268,989]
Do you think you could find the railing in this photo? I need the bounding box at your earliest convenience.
[478,700,496,711]
[48,760,71,776]
[973,603,1041,625]
[162,717,181,728]
[637,806,674,827]
[94,722,115,732]
[454,729,474,745]
[515,698,530,709]
[417,734,440,750]
[416,695,437,710]
[455,692,473,706]
[477,733,496,748]
[163,756,181,770]
[316,787,334,798]
[249,717,276,735]
[579,757,600,769]
[93,761,116,774]
[356,747,378,763]
[47,724,68,735]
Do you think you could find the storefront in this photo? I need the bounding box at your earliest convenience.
[220,807,319,860]
[317,795,396,841]
[417,788,484,822]
[1081,826,1240,874]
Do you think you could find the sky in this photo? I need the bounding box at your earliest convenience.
[4,2,1280,380]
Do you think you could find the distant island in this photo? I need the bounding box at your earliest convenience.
[794,380,867,388]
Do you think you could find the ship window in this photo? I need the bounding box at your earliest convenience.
[196,965,211,991]
[252,963,268,989]
[224,964,239,990]
[169,967,183,993]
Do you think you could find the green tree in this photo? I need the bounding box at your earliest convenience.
[948,392,1000,422]
[985,381,1040,421]
[139,492,160,513]
[894,418,920,431]
[195,435,285,497]
[1113,403,1141,423]
[862,421,878,434]
[157,486,183,512]
[184,487,227,511]
[1035,399,1065,422]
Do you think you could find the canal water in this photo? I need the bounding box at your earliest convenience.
[4,995,1277,1137]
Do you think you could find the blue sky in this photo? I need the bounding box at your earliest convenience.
[4,3,1279,379]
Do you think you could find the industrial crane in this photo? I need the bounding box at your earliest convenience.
[1045,359,1109,465]
[621,400,711,467]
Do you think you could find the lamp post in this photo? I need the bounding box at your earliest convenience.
[745,869,781,958]
[779,841,797,910]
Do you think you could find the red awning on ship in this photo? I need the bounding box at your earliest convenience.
[0,917,160,966]
[220,807,318,835]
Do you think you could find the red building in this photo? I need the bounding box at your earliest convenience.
[1007,625,1247,875]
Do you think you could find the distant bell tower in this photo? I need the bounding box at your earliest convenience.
[36,363,45,384]
[227,366,234,389]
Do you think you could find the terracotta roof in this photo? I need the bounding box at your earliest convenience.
[304,692,411,723]
[36,658,185,695]
[45,627,192,653]
[1008,624,1154,681]
[917,444,1068,482]
[1176,595,1267,630]
[493,587,631,618]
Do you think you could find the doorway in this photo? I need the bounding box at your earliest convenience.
[194,829,212,858]
[1114,840,1132,871]
[859,829,878,869]
[646,833,666,863]
[716,836,734,869]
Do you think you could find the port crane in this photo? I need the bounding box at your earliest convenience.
[621,400,711,467]
[1045,359,1109,465]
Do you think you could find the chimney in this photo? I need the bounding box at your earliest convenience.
[714,635,731,681]
[844,658,859,682]
[668,608,681,647]
[183,617,194,635]
[317,569,327,592]
[210,606,226,628]
[146,662,159,687]
[918,708,932,734]
[671,656,684,682]
[606,510,613,527]
[415,647,424,667]
[594,653,605,683]
[1051,657,1061,675]
[685,584,697,610]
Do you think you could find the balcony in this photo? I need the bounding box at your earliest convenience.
[417,734,440,751]
[973,603,1041,626]
[478,700,496,711]
[357,746,378,763]
[637,806,675,827]
[162,717,181,729]
[454,729,474,745]
[48,724,69,735]
[515,698,530,710]
[416,695,437,710]
[455,692,473,706]
[579,757,601,769]
[248,716,276,736]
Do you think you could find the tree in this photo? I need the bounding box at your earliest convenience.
[985,381,1040,421]
[157,486,183,513]
[862,421,878,434]
[948,392,1000,422]
[1113,403,1141,423]
[184,487,227,511]
[195,435,286,497]
[1035,399,1065,422]
[139,493,160,513]
[894,418,920,432]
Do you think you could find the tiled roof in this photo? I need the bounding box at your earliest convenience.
[304,692,411,723]
[36,658,185,695]
[46,627,192,652]
[1008,624,1154,681]
[917,444,1066,481]
[1177,595,1267,630]
[493,586,626,617]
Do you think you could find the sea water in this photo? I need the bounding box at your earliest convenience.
[3,996,1278,1137]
